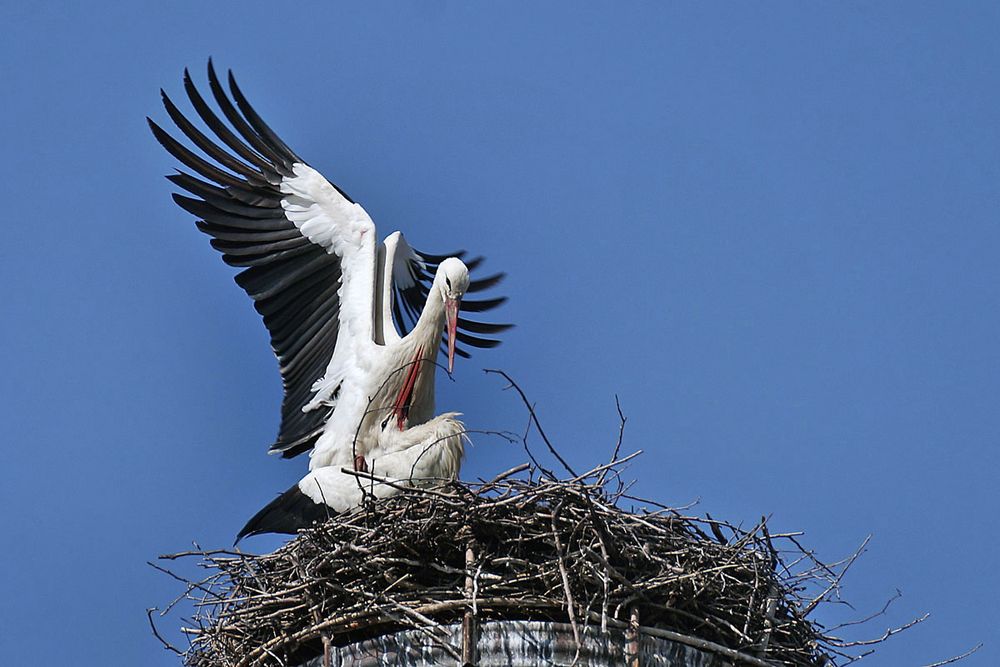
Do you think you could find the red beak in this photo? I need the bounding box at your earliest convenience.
[445,297,459,373]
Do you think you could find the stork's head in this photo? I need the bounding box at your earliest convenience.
[436,257,469,373]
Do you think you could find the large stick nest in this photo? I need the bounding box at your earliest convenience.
[155,454,893,667]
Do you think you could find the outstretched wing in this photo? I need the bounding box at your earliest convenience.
[149,61,376,458]
[388,237,512,357]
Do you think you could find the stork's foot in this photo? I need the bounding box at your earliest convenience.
[354,455,368,473]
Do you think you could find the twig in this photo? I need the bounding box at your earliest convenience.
[550,502,581,647]
[597,395,628,487]
[484,368,578,477]
[147,608,184,656]
[919,644,983,667]
[830,613,929,647]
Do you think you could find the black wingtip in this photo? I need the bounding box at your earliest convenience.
[207,57,221,85]
[468,272,506,292]
[236,482,334,542]
[460,295,508,313]
[182,69,197,97]
[417,249,467,264]
[146,116,167,142]
[457,317,515,335]
[272,441,315,459]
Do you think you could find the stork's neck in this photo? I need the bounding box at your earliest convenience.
[412,276,447,338]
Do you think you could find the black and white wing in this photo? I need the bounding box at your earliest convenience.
[388,237,512,357]
[149,61,376,459]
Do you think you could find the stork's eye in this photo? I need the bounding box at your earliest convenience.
[445,277,452,289]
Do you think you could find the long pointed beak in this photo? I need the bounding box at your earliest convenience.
[445,297,459,373]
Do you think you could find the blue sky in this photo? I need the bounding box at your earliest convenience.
[2,2,997,665]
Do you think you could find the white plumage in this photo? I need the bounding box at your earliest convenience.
[237,413,467,540]
[303,413,466,509]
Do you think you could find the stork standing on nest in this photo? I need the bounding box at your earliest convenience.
[149,62,510,529]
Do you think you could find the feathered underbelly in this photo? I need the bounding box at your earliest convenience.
[308,343,438,470]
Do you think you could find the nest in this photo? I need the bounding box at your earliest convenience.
[153,451,906,667]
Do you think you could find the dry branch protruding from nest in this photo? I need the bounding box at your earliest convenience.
[153,453,924,667]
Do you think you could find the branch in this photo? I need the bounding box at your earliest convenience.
[483,368,578,477]
[147,608,184,656]
[919,644,983,667]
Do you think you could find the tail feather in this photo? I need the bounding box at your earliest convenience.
[236,483,334,542]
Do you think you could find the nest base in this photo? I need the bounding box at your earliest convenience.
[295,620,722,667]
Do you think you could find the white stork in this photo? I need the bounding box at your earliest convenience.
[149,62,509,489]
[237,413,467,539]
